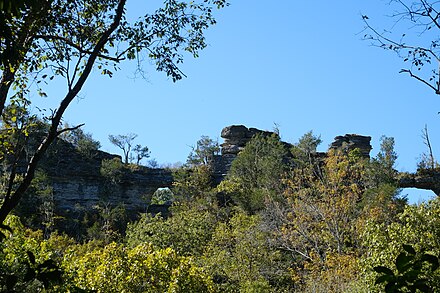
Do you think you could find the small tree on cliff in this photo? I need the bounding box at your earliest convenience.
[187,135,220,167]
[108,133,150,165]
[0,0,228,234]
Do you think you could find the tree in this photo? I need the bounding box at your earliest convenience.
[108,133,138,164]
[60,124,101,159]
[360,197,440,291]
[0,0,227,229]
[201,210,292,292]
[363,1,440,95]
[108,134,150,165]
[132,144,150,166]
[218,133,289,214]
[187,135,220,166]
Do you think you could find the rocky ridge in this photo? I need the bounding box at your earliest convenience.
[37,125,439,220]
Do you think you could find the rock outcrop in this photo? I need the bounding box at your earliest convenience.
[398,170,440,195]
[40,139,173,218]
[31,124,439,224]
[329,134,372,158]
[212,125,372,182]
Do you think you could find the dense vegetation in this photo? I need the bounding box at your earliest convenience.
[1,130,439,292]
[2,0,440,292]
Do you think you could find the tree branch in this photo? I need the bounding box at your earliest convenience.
[0,0,128,225]
[34,34,125,62]
[56,123,85,136]
[400,68,440,93]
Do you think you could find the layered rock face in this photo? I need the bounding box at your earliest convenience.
[40,139,173,217]
[220,125,275,155]
[329,134,372,158]
[33,124,440,223]
[212,125,278,182]
[212,125,372,182]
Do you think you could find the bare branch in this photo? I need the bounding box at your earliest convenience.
[400,68,440,93]
[56,123,85,136]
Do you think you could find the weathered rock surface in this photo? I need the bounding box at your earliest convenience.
[33,125,440,222]
[329,134,372,158]
[397,171,440,196]
[213,125,373,182]
[220,125,275,155]
[40,139,173,217]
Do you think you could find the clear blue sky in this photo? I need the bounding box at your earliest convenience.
[34,1,440,202]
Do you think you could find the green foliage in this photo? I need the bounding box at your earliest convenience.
[361,197,440,291]
[108,133,151,165]
[100,157,124,184]
[61,125,101,159]
[64,242,215,292]
[187,135,220,166]
[220,133,288,213]
[13,170,56,236]
[0,215,74,292]
[151,187,174,205]
[126,201,217,256]
[374,244,439,292]
[0,0,227,225]
[85,203,127,243]
[173,164,214,200]
[291,130,322,166]
[108,133,138,164]
[369,136,398,185]
[201,209,291,292]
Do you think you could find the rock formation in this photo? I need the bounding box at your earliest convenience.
[329,134,372,158]
[212,125,372,182]
[39,139,173,219]
[26,125,438,224]
[398,171,440,195]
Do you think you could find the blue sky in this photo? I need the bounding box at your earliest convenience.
[34,1,440,202]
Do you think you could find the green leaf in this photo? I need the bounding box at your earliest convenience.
[375,274,395,285]
[403,244,416,255]
[395,253,412,273]
[421,254,439,271]
[374,266,395,276]
[384,280,398,293]
[410,279,431,292]
[26,251,36,264]
[403,269,420,282]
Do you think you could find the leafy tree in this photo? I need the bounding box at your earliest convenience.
[0,0,227,230]
[60,124,101,159]
[85,203,127,244]
[291,130,322,166]
[374,244,439,293]
[100,157,125,184]
[151,187,174,205]
[360,136,406,227]
[132,144,150,165]
[360,197,440,291]
[126,200,218,257]
[63,242,215,292]
[108,133,150,165]
[187,135,220,166]
[0,215,74,292]
[218,133,289,214]
[173,164,214,201]
[363,0,440,95]
[279,149,370,290]
[201,209,292,292]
